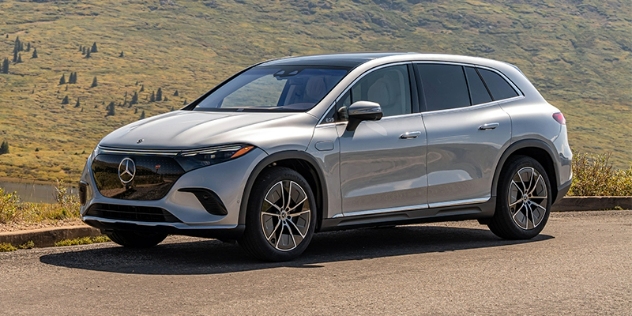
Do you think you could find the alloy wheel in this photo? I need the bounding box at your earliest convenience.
[260,180,311,251]
[508,167,549,230]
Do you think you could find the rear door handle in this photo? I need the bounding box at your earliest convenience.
[479,123,499,130]
[400,131,422,139]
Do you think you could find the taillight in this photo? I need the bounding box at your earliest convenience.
[552,112,566,125]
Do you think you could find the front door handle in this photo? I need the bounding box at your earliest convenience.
[400,131,422,139]
[479,123,499,130]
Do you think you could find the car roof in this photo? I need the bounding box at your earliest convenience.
[259,52,414,68]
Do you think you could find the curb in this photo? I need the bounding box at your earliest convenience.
[0,226,102,248]
[1,196,631,249]
[552,196,632,212]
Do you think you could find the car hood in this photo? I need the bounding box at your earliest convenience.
[99,110,318,151]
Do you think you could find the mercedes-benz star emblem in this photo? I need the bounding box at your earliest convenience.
[118,157,136,184]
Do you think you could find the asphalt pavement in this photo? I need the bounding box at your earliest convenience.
[1,211,630,315]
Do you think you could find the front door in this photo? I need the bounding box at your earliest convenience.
[337,64,428,216]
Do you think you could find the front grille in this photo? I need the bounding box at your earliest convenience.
[91,154,185,200]
[85,203,181,222]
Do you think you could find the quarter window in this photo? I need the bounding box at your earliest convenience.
[417,64,470,111]
[478,68,519,101]
[465,67,492,105]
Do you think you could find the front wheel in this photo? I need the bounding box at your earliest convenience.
[105,230,168,248]
[239,167,316,261]
[488,156,552,239]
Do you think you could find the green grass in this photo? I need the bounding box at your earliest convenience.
[0,0,630,183]
[54,235,110,247]
[569,152,632,196]
[0,242,18,252]
[0,183,80,224]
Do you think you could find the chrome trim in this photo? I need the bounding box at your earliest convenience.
[332,203,429,218]
[82,216,239,230]
[428,197,490,209]
[98,147,179,156]
[97,144,248,157]
[420,96,524,116]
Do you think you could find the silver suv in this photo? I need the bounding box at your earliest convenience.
[79,53,572,261]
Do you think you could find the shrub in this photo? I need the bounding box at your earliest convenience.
[568,153,632,196]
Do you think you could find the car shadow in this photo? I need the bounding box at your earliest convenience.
[39,225,553,275]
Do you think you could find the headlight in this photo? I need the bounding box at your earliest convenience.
[175,144,255,172]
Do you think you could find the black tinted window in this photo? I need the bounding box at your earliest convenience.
[417,64,470,111]
[465,67,492,105]
[478,69,519,100]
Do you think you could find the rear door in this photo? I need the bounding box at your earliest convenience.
[415,63,514,207]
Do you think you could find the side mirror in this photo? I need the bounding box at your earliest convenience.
[346,101,383,131]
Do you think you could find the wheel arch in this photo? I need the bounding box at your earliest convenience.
[492,139,560,202]
[239,151,327,231]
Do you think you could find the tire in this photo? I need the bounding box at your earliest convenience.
[239,167,317,261]
[106,230,168,248]
[488,156,552,240]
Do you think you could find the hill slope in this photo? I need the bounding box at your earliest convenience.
[0,0,630,182]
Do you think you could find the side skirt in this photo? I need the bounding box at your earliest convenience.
[319,197,496,232]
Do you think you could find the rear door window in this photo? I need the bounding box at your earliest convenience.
[416,64,470,112]
[477,69,519,101]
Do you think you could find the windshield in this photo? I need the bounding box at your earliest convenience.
[194,66,349,111]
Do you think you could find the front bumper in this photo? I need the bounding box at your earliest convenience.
[79,148,268,235]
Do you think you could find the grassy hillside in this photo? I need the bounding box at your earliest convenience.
[0,0,630,182]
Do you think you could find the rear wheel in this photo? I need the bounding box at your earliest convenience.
[488,156,552,239]
[106,230,168,248]
[239,167,316,261]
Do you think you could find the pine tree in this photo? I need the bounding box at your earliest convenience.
[0,141,9,155]
[26,43,30,52]
[69,72,77,84]
[140,110,145,119]
[32,48,38,59]
[134,108,138,114]
[80,107,84,112]
[163,96,168,101]
[170,106,174,111]
[150,91,155,102]
[13,50,18,63]
[17,54,22,63]
[174,90,179,96]
[91,76,98,88]
[130,91,138,105]
[14,37,21,54]
[139,85,144,92]
[183,99,187,105]
[79,45,83,52]
[156,88,163,101]
[85,50,91,58]
[106,102,116,116]
[91,42,98,53]
[119,51,124,57]
[61,95,69,104]
[65,85,68,91]
[59,74,66,85]
[1,58,8,74]
[82,47,86,55]
[75,98,81,108]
